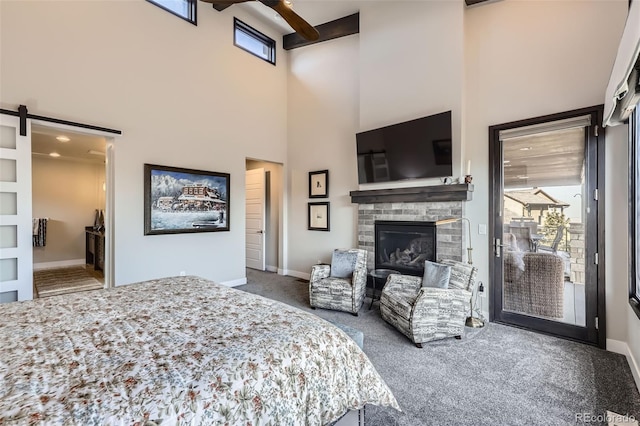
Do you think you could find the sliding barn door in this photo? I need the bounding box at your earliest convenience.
[0,113,33,302]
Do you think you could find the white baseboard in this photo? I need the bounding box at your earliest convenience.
[286,270,310,281]
[607,339,640,394]
[220,277,247,287]
[33,259,86,270]
[266,265,278,273]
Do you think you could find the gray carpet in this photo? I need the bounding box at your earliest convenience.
[237,268,640,426]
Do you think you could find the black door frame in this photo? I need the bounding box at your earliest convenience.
[489,105,606,348]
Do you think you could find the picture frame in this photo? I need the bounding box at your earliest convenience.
[309,169,329,198]
[144,164,230,235]
[308,202,330,231]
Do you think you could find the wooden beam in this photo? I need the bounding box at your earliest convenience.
[465,0,491,5]
[283,12,358,51]
[350,184,474,204]
[212,4,232,11]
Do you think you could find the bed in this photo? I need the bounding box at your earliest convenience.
[0,276,399,425]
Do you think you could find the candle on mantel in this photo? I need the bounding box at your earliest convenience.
[466,160,471,176]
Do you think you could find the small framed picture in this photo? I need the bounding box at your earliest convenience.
[309,170,329,198]
[308,202,330,231]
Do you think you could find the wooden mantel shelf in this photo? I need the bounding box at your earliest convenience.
[350,184,473,204]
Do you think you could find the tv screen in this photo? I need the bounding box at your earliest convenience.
[356,111,452,184]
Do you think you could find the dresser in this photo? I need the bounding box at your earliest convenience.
[85,227,105,272]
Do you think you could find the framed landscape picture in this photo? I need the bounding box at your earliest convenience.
[144,164,230,235]
[308,202,330,231]
[309,170,329,198]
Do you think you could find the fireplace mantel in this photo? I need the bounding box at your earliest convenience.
[350,183,473,204]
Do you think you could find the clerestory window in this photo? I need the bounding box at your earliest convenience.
[147,0,196,25]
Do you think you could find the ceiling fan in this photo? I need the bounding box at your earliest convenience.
[200,0,320,41]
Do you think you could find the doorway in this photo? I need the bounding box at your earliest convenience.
[31,125,108,297]
[489,106,605,348]
[245,159,283,273]
[0,109,117,304]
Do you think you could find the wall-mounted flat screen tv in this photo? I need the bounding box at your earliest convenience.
[356,111,452,184]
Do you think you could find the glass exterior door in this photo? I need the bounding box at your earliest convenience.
[490,107,603,347]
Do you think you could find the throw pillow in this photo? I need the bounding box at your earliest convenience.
[422,260,451,289]
[330,250,359,278]
[441,259,476,291]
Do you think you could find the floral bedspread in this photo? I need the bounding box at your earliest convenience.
[0,276,399,425]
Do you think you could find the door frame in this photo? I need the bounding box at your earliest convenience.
[488,105,606,348]
[0,105,120,290]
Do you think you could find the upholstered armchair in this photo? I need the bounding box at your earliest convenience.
[380,260,478,347]
[309,249,368,316]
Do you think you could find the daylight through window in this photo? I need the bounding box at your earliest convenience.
[234,18,276,65]
[147,0,196,25]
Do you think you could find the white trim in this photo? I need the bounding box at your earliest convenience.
[220,277,247,287]
[266,265,278,273]
[607,339,640,394]
[286,270,310,281]
[33,259,86,270]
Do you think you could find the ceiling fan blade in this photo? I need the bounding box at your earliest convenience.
[263,0,319,41]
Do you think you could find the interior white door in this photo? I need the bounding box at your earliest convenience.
[0,114,33,302]
[246,168,266,271]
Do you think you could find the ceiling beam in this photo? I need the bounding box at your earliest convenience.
[212,4,232,11]
[283,12,359,51]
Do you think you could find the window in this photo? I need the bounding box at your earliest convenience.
[631,106,640,319]
[234,18,276,65]
[147,0,196,25]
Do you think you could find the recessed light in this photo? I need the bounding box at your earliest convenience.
[56,136,70,142]
[519,147,532,151]
[284,0,292,6]
[87,150,105,156]
[517,175,528,179]
[49,152,61,158]
[503,160,511,164]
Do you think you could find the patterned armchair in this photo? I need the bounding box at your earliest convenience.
[309,249,368,316]
[380,260,478,347]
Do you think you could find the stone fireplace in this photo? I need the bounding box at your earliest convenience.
[350,184,473,272]
[375,221,436,276]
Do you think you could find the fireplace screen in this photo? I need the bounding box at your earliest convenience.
[375,221,436,276]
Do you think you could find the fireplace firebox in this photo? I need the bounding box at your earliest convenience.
[374,221,436,277]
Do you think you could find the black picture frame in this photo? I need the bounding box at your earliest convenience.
[309,170,329,198]
[144,164,230,235]
[308,202,330,231]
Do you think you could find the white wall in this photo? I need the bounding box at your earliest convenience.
[464,0,628,333]
[0,0,288,285]
[287,36,360,276]
[359,1,465,183]
[32,156,105,265]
